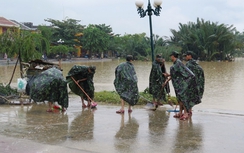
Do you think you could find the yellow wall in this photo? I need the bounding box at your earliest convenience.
[0,26,19,35]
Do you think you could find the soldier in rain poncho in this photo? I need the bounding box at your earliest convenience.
[184,51,205,115]
[114,55,139,113]
[28,67,68,112]
[149,54,167,107]
[165,51,201,120]
[66,65,97,108]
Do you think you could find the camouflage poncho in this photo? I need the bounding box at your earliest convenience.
[170,59,200,111]
[66,65,95,100]
[28,67,69,108]
[114,62,139,106]
[161,62,170,94]
[149,60,166,101]
[186,59,205,99]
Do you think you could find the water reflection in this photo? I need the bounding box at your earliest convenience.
[25,104,69,144]
[114,114,139,153]
[172,119,203,153]
[69,108,95,141]
[148,110,169,145]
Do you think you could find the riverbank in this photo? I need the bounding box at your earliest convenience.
[0,57,113,66]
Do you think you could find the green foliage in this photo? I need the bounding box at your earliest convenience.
[0,30,49,62]
[232,31,244,57]
[4,17,240,62]
[82,24,110,55]
[18,32,45,62]
[154,44,182,61]
[37,25,52,53]
[44,18,85,47]
[0,30,16,57]
[114,33,150,58]
[50,45,69,54]
[93,24,113,34]
[0,83,17,96]
[169,18,236,61]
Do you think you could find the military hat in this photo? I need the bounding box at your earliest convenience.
[186,51,195,56]
[156,54,162,59]
[169,51,179,57]
[126,55,133,61]
[89,65,96,73]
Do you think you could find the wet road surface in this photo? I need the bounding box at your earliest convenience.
[1,58,244,152]
[0,96,243,153]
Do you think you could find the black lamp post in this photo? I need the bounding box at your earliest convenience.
[57,39,64,68]
[135,0,162,62]
[57,38,64,58]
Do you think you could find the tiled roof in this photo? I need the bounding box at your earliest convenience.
[10,20,32,30]
[0,17,19,27]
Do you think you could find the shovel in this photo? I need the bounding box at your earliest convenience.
[71,76,97,108]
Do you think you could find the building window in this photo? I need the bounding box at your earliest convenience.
[2,27,7,33]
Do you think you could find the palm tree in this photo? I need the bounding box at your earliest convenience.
[169,18,236,61]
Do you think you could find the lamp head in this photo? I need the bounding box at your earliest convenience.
[154,0,162,7]
[135,1,144,8]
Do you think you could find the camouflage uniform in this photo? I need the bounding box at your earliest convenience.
[186,59,205,99]
[149,60,166,101]
[114,61,139,106]
[66,65,95,101]
[29,67,69,108]
[170,59,200,111]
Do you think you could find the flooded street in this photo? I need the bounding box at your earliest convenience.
[0,58,244,152]
[0,102,243,153]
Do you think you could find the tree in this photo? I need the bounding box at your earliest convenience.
[0,30,15,57]
[44,18,85,47]
[16,31,49,62]
[50,45,69,54]
[169,18,236,61]
[93,24,113,34]
[81,24,110,57]
[0,30,49,62]
[233,31,244,57]
[114,33,150,59]
[37,25,52,54]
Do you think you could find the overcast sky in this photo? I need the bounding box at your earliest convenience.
[1,0,244,37]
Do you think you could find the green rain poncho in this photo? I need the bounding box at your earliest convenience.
[66,65,95,100]
[114,62,139,106]
[170,59,201,111]
[186,59,205,99]
[28,67,68,108]
[149,60,167,101]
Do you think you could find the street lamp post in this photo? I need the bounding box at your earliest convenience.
[57,39,64,68]
[135,0,162,62]
[57,38,64,58]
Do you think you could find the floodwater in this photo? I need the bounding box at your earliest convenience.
[0,58,244,153]
[1,58,244,113]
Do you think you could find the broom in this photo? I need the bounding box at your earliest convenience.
[71,76,97,108]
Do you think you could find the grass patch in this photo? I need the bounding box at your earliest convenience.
[0,83,17,96]
[94,90,178,105]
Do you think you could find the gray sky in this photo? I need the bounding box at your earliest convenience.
[1,0,244,37]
